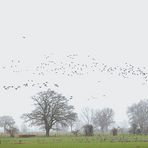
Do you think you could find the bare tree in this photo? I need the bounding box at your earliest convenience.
[127,99,148,134]
[22,89,77,137]
[0,116,19,137]
[93,108,114,132]
[67,114,78,132]
[81,107,94,125]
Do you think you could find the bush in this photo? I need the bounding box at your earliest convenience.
[83,124,93,136]
[112,128,118,136]
[19,134,36,138]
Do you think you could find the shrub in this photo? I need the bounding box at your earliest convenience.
[83,124,93,136]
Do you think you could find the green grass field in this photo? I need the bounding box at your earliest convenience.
[0,135,148,148]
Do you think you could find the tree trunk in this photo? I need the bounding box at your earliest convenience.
[105,126,108,132]
[101,127,104,133]
[45,128,50,137]
[45,121,50,137]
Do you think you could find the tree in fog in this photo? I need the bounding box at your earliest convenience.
[93,108,114,132]
[22,89,77,137]
[129,123,138,134]
[0,116,19,137]
[67,114,78,132]
[21,123,28,133]
[127,99,148,134]
[81,107,94,125]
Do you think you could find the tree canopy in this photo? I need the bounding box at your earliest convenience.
[127,99,148,134]
[0,116,18,137]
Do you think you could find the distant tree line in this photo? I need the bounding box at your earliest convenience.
[0,89,148,137]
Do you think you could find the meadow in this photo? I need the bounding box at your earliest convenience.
[0,134,148,148]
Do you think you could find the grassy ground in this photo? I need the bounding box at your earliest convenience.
[0,135,148,148]
[1,143,148,148]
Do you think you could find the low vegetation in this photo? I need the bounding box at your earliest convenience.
[0,134,148,148]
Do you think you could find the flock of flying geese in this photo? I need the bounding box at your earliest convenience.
[1,53,148,91]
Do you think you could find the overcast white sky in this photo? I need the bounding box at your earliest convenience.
[0,0,148,129]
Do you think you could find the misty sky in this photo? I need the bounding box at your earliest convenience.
[0,0,148,129]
